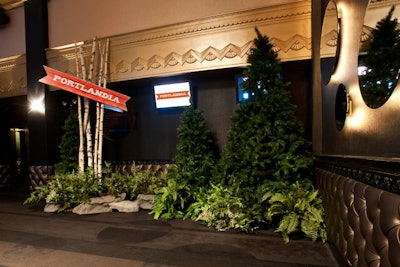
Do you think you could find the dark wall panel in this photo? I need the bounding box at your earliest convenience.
[102,64,312,162]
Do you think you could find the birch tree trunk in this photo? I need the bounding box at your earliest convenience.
[97,38,110,177]
[76,44,85,172]
[73,38,110,177]
[84,38,97,169]
[93,40,104,177]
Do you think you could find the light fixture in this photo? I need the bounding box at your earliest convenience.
[346,92,352,116]
[30,97,45,113]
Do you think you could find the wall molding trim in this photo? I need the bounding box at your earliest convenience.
[0,1,312,98]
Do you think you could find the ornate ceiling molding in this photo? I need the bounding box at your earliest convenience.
[0,1,312,98]
[0,55,26,97]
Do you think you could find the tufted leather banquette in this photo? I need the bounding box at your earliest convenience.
[28,165,56,191]
[109,161,175,178]
[28,161,175,190]
[315,167,400,267]
[0,165,11,189]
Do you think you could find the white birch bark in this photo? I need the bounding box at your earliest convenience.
[75,43,85,172]
[84,39,97,169]
[94,41,105,177]
[97,38,110,177]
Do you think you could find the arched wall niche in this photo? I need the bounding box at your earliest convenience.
[315,0,400,161]
[358,3,400,109]
[320,0,341,85]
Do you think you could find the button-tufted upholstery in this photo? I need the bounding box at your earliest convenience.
[0,165,10,189]
[315,168,400,267]
[110,161,176,178]
[28,165,56,191]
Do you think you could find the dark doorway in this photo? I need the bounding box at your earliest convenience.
[9,128,29,190]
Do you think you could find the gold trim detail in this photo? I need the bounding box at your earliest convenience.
[0,1,312,97]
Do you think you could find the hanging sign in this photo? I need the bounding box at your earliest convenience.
[39,66,130,111]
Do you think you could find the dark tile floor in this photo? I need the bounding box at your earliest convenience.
[0,192,343,267]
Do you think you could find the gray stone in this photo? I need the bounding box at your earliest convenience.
[114,193,126,202]
[72,203,113,215]
[90,195,116,204]
[138,194,155,210]
[108,200,140,213]
[44,203,61,213]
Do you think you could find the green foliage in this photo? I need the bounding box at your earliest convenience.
[213,28,315,235]
[152,105,218,220]
[56,110,79,174]
[151,169,192,220]
[241,28,288,102]
[102,172,137,199]
[191,184,253,231]
[217,28,313,188]
[24,165,167,211]
[24,169,100,211]
[173,105,218,188]
[102,164,165,200]
[266,181,327,243]
[134,169,166,196]
[360,6,400,108]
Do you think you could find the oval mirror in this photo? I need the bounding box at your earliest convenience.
[358,5,400,109]
[320,0,340,85]
[335,83,347,131]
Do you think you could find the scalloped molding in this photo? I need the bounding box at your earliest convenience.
[0,1,312,97]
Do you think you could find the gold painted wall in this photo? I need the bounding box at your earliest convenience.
[314,0,400,161]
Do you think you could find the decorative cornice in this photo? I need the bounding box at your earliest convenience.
[272,34,312,53]
[320,25,375,57]
[113,41,254,76]
[110,2,312,48]
[0,1,312,97]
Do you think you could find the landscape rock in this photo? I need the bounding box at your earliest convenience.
[138,194,155,210]
[44,203,61,213]
[90,195,116,204]
[108,200,140,213]
[72,203,113,215]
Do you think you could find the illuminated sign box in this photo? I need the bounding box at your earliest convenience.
[154,81,191,109]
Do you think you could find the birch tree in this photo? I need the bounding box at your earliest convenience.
[74,37,110,178]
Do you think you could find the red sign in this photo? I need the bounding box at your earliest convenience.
[39,66,130,111]
[156,91,190,100]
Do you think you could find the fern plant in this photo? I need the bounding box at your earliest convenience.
[24,169,101,211]
[151,170,192,220]
[190,184,253,231]
[102,165,165,200]
[266,181,327,243]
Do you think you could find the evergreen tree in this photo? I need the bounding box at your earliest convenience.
[217,28,313,197]
[152,104,218,219]
[360,6,400,108]
[173,104,219,188]
[56,110,79,174]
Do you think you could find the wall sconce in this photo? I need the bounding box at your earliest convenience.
[346,92,352,116]
[29,97,45,113]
